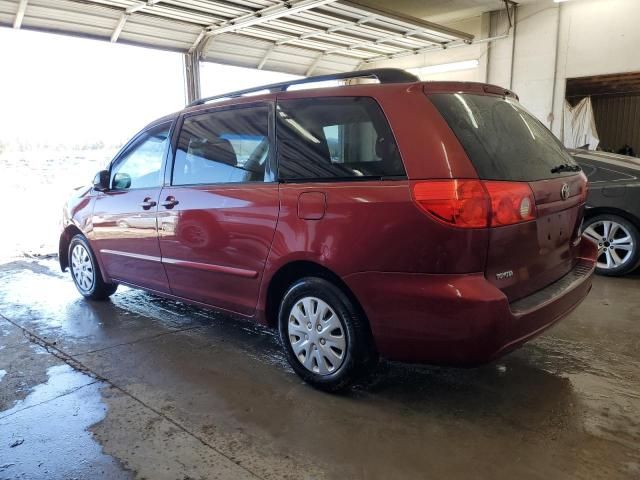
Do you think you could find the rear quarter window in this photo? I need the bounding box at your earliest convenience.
[429,93,578,182]
[276,97,406,181]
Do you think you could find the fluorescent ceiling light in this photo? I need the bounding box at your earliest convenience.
[409,59,479,77]
[554,0,569,3]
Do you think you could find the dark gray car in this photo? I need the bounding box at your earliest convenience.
[570,149,640,276]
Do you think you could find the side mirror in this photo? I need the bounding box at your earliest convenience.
[93,170,110,192]
[112,172,132,190]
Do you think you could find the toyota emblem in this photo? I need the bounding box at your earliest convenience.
[560,183,570,200]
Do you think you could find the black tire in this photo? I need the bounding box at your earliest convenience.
[583,214,640,276]
[68,234,118,300]
[278,277,377,392]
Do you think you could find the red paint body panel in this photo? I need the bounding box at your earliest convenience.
[157,184,279,316]
[60,79,598,367]
[343,238,597,364]
[484,175,587,301]
[91,188,171,293]
[265,182,488,276]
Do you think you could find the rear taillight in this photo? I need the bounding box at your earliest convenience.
[413,180,489,228]
[483,181,536,226]
[412,180,537,228]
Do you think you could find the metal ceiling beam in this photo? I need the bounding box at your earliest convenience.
[362,39,471,64]
[360,31,508,66]
[257,44,276,70]
[6,0,477,78]
[126,0,163,15]
[13,0,28,29]
[233,21,423,60]
[323,27,440,55]
[109,0,165,43]
[183,50,201,105]
[205,0,339,36]
[337,1,473,43]
[274,15,377,47]
[110,13,128,42]
[305,53,323,76]
[195,0,474,68]
[239,25,388,55]
[188,29,207,54]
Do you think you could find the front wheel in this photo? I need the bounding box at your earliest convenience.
[278,277,376,392]
[582,214,640,276]
[68,235,118,300]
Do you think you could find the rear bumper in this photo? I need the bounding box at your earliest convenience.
[343,239,598,365]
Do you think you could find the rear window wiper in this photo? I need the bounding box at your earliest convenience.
[550,163,582,174]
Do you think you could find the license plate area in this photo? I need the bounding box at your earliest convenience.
[537,210,574,252]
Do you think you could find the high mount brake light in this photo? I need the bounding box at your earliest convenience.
[412,180,537,228]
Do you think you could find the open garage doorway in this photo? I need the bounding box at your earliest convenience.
[0,28,296,260]
[566,72,640,157]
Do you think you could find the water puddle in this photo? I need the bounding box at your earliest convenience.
[0,364,129,479]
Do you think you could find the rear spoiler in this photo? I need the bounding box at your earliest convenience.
[422,82,518,100]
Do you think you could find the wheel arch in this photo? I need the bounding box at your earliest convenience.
[584,206,640,230]
[264,260,372,337]
[59,224,84,272]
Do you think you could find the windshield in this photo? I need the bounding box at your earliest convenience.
[429,93,579,181]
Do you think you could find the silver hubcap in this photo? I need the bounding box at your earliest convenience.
[583,220,634,270]
[71,244,95,292]
[287,297,346,375]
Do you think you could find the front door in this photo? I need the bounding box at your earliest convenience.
[158,103,279,315]
[92,122,172,293]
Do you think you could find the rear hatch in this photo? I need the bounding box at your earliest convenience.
[429,92,587,302]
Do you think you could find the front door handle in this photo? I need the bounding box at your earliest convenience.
[139,198,157,210]
[161,196,179,209]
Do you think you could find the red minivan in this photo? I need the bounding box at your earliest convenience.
[60,69,597,390]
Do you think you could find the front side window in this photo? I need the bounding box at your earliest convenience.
[276,97,405,181]
[110,123,170,190]
[173,105,270,186]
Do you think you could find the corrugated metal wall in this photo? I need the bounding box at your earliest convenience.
[591,94,640,154]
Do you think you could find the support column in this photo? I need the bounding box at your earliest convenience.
[183,50,201,105]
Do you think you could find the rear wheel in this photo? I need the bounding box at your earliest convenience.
[583,214,640,276]
[69,235,118,300]
[278,277,376,392]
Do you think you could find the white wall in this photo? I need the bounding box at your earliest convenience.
[509,2,559,126]
[373,0,640,138]
[551,0,640,135]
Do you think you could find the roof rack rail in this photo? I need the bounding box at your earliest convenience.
[188,68,419,107]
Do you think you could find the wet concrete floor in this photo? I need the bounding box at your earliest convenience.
[0,258,638,479]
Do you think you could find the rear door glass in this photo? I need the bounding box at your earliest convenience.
[429,93,578,181]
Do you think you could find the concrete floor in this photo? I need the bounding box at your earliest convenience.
[0,259,638,480]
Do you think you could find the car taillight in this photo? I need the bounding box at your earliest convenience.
[412,180,537,228]
[483,181,536,226]
[413,180,489,228]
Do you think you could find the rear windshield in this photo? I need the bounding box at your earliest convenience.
[429,93,579,181]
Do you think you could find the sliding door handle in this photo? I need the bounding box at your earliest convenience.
[161,196,179,209]
[139,198,157,210]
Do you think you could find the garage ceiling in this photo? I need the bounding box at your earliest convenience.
[362,0,537,24]
[0,0,474,75]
